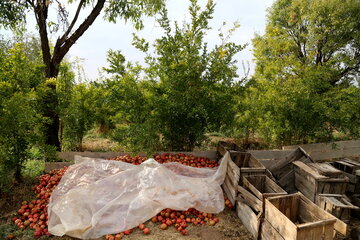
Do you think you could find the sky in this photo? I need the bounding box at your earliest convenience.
[2,0,275,81]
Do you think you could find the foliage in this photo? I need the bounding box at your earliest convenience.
[237,0,360,146]
[0,0,166,151]
[0,40,45,192]
[101,0,244,151]
[61,83,96,151]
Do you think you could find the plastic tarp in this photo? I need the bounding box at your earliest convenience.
[48,152,230,239]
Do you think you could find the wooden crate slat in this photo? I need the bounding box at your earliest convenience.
[264,195,298,240]
[222,182,235,205]
[260,219,285,240]
[243,175,287,202]
[237,185,262,212]
[308,163,344,178]
[224,175,237,201]
[265,193,347,239]
[236,199,261,239]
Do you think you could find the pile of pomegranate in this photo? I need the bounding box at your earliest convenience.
[12,167,67,238]
[108,153,219,168]
[12,153,230,239]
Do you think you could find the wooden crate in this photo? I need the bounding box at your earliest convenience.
[317,194,359,222]
[217,141,243,158]
[293,161,348,203]
[333,158,360,175]
[224,151,270,205]
[243,175,287,203]
[235,176,286,239]
[267,147,314,193]
[236,197,262,239]
[264,193,347,239]
[332,159,360,194]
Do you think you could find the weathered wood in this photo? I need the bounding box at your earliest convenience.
[222,182,235,205]
[260,219,285,240]
[248,149,294,161]
[282,140,360,161]
[333,159,360,175]
[298,193,348,236]
[227,158,240,182]
[236,198,262,239]
[224,175,237,202]
[237,185,263,212]
[268,148,313,193]
[317,194,359,223]
[265,192,346,239]
[308,163,344,178]
[243,175,287,202]
[226,162,239,187]
[332,160,360,193]
[217,141,242,158]
[265,195,298,240]
[293,161,348,202]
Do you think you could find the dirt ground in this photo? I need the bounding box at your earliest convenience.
[1,178,360,240]
[0,177,253,240]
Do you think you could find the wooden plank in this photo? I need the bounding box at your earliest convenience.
[282,140,360,161]
[248,149,294,161]
[308,163,343,177]
[222,183,235,205]
[268,148,304,173]
[227,159,240,182]
[237,185,262,212]
[224,175,237,200]
[264,196,298,240]
[266,193,348,237]
[243,176,264,200]
[236,199,261,239]
[298,193,348,236]
[278,170,297,193]
[294,165,317,201]
[293,161,327,180]
[217,141,236,157]
[297,220,335,240]
[260,219,285,240]
[243,175,287,202]
[226,163,239,187]
[342,158,360,167]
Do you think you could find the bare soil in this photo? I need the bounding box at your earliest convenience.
[1,176,360,240]
[0,177,253,240]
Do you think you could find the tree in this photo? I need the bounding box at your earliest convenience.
[254,0,360,86]
[0,0,165,150]
[239,0,360,146]
[129,0,244,151]
[0,41,43,190]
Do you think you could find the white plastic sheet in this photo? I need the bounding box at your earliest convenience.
[48,152,230,239]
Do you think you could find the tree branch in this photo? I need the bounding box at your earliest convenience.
[61,0,85,42]
[35,0,52,77]
[52,0,106,65]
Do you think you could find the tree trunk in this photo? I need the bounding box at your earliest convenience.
[44,62,61,151]
[32,0,105,151]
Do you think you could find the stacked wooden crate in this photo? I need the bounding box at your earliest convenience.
[223,151,271,205]
[317,194,358,223]
[236,175,287,239]
[261,192,346,239]
[332,158,360,194]
[267,147,314,193]
[293,161,349,202]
